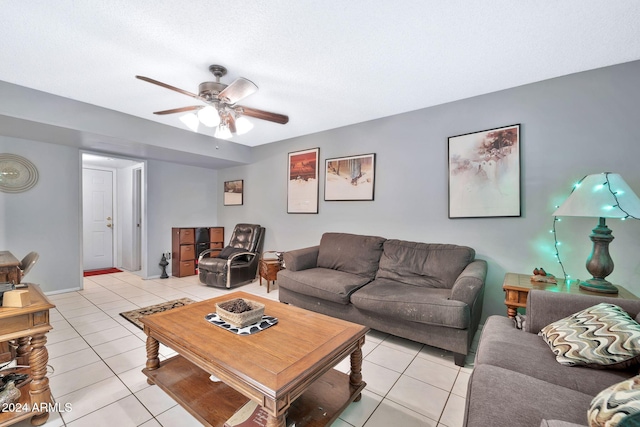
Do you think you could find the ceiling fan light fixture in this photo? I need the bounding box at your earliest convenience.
[197,105,220,127]
[235,116,254,135]
[215,124,233,140]
[179,112,200,132]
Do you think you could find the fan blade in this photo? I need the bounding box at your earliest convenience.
[136,75,205,101]
[218,77,258,104]
[238,106,289,125]
[153,106,202,115]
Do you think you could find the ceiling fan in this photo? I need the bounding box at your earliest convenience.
[136,65,288,139]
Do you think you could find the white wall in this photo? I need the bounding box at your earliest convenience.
[0,137,82,293]
[217,60,640,321]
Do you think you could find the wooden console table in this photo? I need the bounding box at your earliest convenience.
[259,253,282,293]
[503,272,638,318]
[0,284,55,427]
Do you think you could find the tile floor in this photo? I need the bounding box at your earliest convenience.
[15,270,479,427]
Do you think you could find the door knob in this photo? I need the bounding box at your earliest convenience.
[107,224,113,228]
[106,216,112,220]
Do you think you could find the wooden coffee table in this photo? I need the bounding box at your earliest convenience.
[140,291,368,427]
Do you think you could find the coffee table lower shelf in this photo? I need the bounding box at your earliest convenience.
[143,355,366,427]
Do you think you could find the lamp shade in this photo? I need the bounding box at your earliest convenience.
[553,173,640,218]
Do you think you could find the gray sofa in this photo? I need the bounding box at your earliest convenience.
[464,290,640,427]
[277,232,487,366]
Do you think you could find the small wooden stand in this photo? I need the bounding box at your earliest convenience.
[259,252,282,293]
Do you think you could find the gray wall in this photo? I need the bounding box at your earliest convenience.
[0,137,82,293]
[0,137,219,292]
[217,60,640,321]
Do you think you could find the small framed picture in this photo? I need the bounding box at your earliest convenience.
[448,124,521,218]
[223,180,243,206]
[287,148,319,213]
[325,153,376,201]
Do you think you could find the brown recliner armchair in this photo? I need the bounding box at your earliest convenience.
[198,224,265,288]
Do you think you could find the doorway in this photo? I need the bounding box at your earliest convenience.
[81,153,145,275]
[82,167,115,270]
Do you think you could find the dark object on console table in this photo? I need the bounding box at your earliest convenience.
[464,290,640,427]
[277,232,487,367]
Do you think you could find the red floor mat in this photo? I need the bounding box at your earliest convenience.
[83,268,122,277]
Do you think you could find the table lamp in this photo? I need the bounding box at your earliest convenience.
[553,172,640,294]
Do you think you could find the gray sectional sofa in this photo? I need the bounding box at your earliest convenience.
[464,290,640,427]
[277,232,487,366]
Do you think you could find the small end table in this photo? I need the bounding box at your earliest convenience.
[503,272,638,318]
[259,252,282,293]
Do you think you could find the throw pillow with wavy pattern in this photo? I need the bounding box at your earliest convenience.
[539,303,640,369]
[588,375,640,427]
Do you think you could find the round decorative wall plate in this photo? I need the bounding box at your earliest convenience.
[0,154,39,193]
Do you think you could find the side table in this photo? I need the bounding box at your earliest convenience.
[503,272,638,318]
[0,284,55,427]
[259,252,282,293]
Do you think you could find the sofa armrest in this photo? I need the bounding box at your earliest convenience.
[282,246,320,272]
[525,289,640,334]
[450,259,487,307]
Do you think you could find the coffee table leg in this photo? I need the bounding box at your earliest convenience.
[145,335,160,385]
[350,337,365,402]
[266,414,286,427]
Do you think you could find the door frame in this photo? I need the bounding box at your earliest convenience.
[80,151,148,285]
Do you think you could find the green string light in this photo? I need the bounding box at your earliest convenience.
[552,172,639,282]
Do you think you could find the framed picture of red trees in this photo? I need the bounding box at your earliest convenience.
[448,124,521,218]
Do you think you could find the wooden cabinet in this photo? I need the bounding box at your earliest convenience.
[171,227,224,278]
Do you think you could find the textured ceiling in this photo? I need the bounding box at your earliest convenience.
[2,1,640,148]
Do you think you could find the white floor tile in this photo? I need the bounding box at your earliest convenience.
[336,390,382,427]
[49,361,114,396]
[49,348,101,377]
[360,360,402,397]
[155,404,203,427]
[364,398,438,427]
[451,371,471,398]
[66,395,152,427]
[135,385,178,416]
[91,334,145,359]
[365,344,416,373]
[47,337,90,359]
[439,393,466,427]
[404,357,460,392]
[117,364,152,393]
[386,375,449,421]
[103,346,148,374]
[83,325,134,346]
[58,377,131,423]
[47,327,81,344]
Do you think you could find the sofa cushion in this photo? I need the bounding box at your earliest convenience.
[350,279,469,329]
[588,375,640,427]
[277,268,372,305]
[476,316,634,396]
[375,240,474,289]
[316,233,385,279]
[465,364,593,427]
[539,303,640,369]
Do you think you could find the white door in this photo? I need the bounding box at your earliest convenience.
[83,168,114,270]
